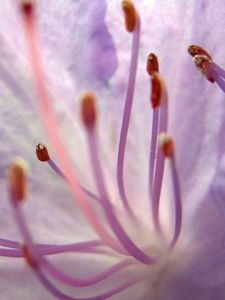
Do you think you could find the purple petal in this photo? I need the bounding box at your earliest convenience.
[38,0,118,86]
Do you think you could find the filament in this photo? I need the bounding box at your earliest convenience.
[9,175,143,297]
[47,156,101,203]
[0,238,105,255]
[35,267,145,300]
[151,75,168,233]
[149,109,159,197]
[86,126,157,265]
[116,12,140,214]
[169,154,182,248]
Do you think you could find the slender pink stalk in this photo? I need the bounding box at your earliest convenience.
[21,4,124,254]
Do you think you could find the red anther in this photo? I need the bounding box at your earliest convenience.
[147,53,159,76]
[151,72,161,109]
[194,55,215,83]
[159,133,174,157]
[20,0,35,16]
[21,244,38,269]
[122,0,137,33]
[188,45,212,61]
[36,143,50,162]
[9,159,28,202]
[81,92,97,129]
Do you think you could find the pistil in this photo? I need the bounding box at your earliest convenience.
[20,0,123,253]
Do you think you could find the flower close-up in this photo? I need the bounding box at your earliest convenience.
[0,0,225,299]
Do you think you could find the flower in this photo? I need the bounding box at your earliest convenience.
[0,0,225,299]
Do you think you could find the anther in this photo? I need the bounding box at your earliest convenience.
[21,244,38,269]
[159,133,174,157]
[9,158,29,202]
[193,55,215,83]
[147,53,159,76]
[80,92,97,130]
[36,143,50,162]
[151,72,161,108]
[122,0,137,33]
[188,44,212,60]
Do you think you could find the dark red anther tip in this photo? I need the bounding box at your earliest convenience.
[188,45,212,61]
[36,143,50,162]
[159,133,174,157]
[147,53,159,76]
[194,55,215,83]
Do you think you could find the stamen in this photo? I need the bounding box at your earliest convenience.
[80,92,97,130]
[188,44,212,60]
[83,104,157,265]
[35,143,101,203]
[9,158,29,202]
[9,162,41,269]
[22,244,38,268]
[159,133,182,248]
[210,63,225,93]
[122,0,137,33]
[159,133,174,157]
[213,75,225,93]
[211,63,225,79]
[36,143,50,162]
[151,75,168,233]
[117,4,140,214]
[42,258,132,287]
[0,237,105,255]
[9,165,133,289]
[0,239,132,287]
[148,109,159,197]
[0,248,21,258]
[193,55,215,83]
[188,45,215,83]
[147,53,159,76]
[188,45,225,91]
[151,72,162,109]
[20,1,124,253]
[0,238,20,248]
[146,54,161,202]
[35,267,145,300]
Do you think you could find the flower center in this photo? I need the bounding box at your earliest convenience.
[0,1,225,299]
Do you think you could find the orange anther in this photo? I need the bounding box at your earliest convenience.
[151,72,161,109]
[81,92,97,129]
[9,159,28,202]
[122,0,137,33]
